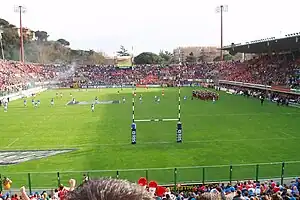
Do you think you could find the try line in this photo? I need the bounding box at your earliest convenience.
[2,137,299,150]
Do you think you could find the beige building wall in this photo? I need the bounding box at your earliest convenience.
[173,46,221,62]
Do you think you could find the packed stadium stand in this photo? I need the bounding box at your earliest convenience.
[1,35,300,94]
[1,59,299,89]
[1,57,299,104]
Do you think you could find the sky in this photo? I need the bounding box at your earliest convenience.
[0,0,299,56]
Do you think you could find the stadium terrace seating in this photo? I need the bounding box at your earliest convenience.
[0,60,70,95]
[10,177,300,200]
[73,64,220,86]
[1,52,300,95]
[218,54,300,87]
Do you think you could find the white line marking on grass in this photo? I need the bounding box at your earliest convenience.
[188,112,300,117]
[2,137,299,149]
[281,131,296,138]
[6,138,19,147]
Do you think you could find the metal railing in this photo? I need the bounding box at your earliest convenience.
[1,161,300,193]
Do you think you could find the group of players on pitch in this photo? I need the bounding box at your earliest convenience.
[1,89,193,112]
[192,90,219,102]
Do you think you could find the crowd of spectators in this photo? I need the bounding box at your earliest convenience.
[0,52,300,95]
[218,54,300,87]
[0,60,62,95]
[0,177,299,200]
[65,53,300,88]
[73,63,220,87]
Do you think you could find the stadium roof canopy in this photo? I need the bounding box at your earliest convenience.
[222,32,300,54]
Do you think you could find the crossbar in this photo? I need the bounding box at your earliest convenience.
[135,118,178,122]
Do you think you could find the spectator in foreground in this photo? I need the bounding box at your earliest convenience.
[66,178,152,200]
[20,179,76,200]
[21,178,152,200]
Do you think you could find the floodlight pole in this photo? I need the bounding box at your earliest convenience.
[0,30,4,60]
[178,48,181,65]
[216,5,228,61]
[14,6,26,63]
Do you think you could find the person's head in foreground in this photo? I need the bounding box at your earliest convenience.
[66,178,153,200]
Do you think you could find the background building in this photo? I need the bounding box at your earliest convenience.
[173,46,220,62]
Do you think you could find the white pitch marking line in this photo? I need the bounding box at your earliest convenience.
[188,112,300,117]
[2,137,300,149]
[6,138,20,148]
[281,131,296,138]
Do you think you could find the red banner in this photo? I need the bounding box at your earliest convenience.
[271,85,291,92]
[136,84,146,88]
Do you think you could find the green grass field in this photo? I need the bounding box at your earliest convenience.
[0,87,300,189]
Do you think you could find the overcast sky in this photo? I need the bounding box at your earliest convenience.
[0,0,299,56]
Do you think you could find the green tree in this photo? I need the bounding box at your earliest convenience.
[213,54,233,61]
[57,38,70,46]
[0,18,9,27]
[186,52,196,63]
[197,49,207,62]
[35,30,49,42]
[0,17,105,64]
[134,52,163,64]
[117,45,130,56]
[223,54,233,61]
[1,22,20,60]
[159,50,173,64]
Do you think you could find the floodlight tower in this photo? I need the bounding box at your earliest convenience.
[14,5,26,63]
[215,5,228,61]
[0,30,4,60]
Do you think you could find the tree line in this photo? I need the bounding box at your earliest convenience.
[0,18,104,64]
[132,51,233,65]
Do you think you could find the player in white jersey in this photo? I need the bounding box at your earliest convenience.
[51,98,54,106]
[139,95,142,103]
[157,97,160,104]
[34,101,38,108]
[60,92,63,98]
[184,96,187,100]
[72,98,76,104]
[122,97,126,103]
[91,103,95,112]
[3,102,8,112]
[213,97,216,103]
